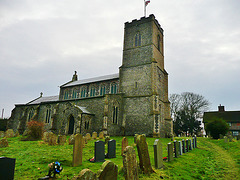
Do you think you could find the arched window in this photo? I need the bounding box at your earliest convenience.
[135,32,141,47]
[157,35,161,51]
[111,83,118,94]
[80,87,86,98]
[28,108,34,121]
[112,106,118,124]
[90,86,96,97]
[45,108,51,123]
[100,85,106,96]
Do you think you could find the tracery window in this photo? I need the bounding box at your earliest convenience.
[135,32,141,47]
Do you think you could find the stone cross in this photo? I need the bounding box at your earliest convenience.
[153,139,163,169]
[136,135,154,174]
[92,132,97,139]
[122,146,139,180]
[121,137,128,156]
[168,143,174,162]
[106,139,116,159]
[94,141,105,162]
[182,139,186,153]
[97,160,118,180]
[72,134,83,167]
[178,141,182,155]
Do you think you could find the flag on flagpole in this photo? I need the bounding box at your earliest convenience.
[145,0,150,6]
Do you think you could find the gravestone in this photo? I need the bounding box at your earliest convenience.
[105,136,110,145]
[72,169,97,180]
[69,134,75,145]
[82,136,86,148]
[99,131,104,139]
[192,137,195,148]
[167,143,174,162]
[0,157,16,180]
[122,146,139,180]
[173,140,179,158]
[48,133,58,146]
[0,131,5,138]
[195,135,197,148]
[0,138,8,148]
[189,139,192,150]
[186,139,189,152]
[106,140,116,159]
[153,139,163,169]
[224,136,228,143]
[121,137,128,156]
[94,141,105,162]
[42,132,50,142]
[5,129,15,138]
[136,135,154,174]
[92,132,97,139]
[58,135,66,145]
[73,134,83,167]
[97,160,118,180]
[182,139,186,153]
[134,134,139,144]
[178,141,182,155]
[86,133,91,141]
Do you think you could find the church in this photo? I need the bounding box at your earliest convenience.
[8,14,173,137]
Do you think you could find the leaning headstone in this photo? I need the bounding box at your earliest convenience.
[136,135,154,174]
[153,139,163,169]
[99,131,104,139]
[0,157,16,180]
[168,143,174,162]
[94,141,105,162]
[0,138,8,148]
[72,169,97,180]
[86,133,91,141]
[105,136,110,145]
[122,146,139,180]
[0,131,5,138]
[48,133,58,146]
[182,139,186,153]
[97,160,118,180]
[5,129,15,138]
[106,140,116,159]
[92,132,97,139]
[186,139,189,152]
[121,137,128,156]
[178,141,182,155]
[69,134,75,145]
[58,135,66,145]
[72,134,83,167]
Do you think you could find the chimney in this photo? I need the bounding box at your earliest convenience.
[218,104,225,112]
[72,71,78,81]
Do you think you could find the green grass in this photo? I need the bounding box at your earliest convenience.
[0,136,240,179]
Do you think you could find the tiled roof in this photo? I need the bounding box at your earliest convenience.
[203,111,240,123]
[62,73,119,88]
[27,95,59,105]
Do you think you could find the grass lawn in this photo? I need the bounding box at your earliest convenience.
[1,136,240,179]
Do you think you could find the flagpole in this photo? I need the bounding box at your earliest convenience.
[144,0,146,17]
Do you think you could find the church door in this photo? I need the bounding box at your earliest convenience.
[68,115,74,134]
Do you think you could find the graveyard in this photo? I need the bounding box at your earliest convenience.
[1,134,240,179]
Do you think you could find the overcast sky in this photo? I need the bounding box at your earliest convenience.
[0,0,240,117]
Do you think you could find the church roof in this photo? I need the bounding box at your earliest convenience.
[27,95,59,105]
[75,105,91,114]
[61,73,119,88]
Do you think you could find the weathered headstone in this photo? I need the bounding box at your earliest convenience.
[122,146,139,180]
[121,137,128,156]
[58,135,66,145]
[136,135,154,174]
[0,138,8,148]
[69,134,75,145]
[0,131,5,138]
[178,141,182,155]
[5,129,15,138]
[99,131,104,139]
[106,139,116,159]
[153,139,163,169]
[86,133,91,141]
[97,160,118,180]
[186,139,189,152]
[72,169,97,180]
[168,143,174,162]
[0,157,16,180]
[94,141,105,162]
[72,134,83,167]
[48,133,58,146]
[182,139,186,153]
[92,132,97,139]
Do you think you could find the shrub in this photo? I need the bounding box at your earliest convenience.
[205,118,229,139]
[26,120,44,140]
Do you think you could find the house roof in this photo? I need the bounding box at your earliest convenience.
[61,73,119,88]
[26,95,59,105]
[203,111,240,123]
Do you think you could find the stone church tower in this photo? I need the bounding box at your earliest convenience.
[120,15,172,137]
